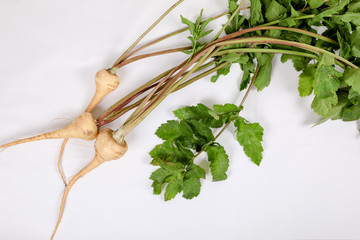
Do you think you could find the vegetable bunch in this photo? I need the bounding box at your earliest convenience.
[1,0,360,238]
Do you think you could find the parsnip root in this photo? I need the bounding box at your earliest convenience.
[57,138,69,185]
[85,69,120,113]
[56,69,120,185]
[0,112,98,149]
[51,129,127,239]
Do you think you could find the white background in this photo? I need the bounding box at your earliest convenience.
[0,0,360,239]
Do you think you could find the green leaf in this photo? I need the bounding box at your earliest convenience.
[234,118,264,166]
[337,31,352,60]
[281,54,311,72]
[348,1,360,12]
[181,9,213,59]
[225,13,247,34]
[265,29,282,38]
[307,0,324,9]
[279,18,297,27]
[150,160,185,197]
[205,144,229,181]
[349,88,360,105]
[334,13,360,25]
[150,141,194,165]
[199,18,212,33]
[343,68,360,94]
[250,0,265,26]
[218,54,238,64]
[228,0,238,13]
[150,168,170,195]
[213,64,232,81]
[211,74,221,83]
[219,53,250,64]
[310,0,351,24]
[212,54,250,83]
[351,28,360,58]
[254,53,274,91]
[240,61,255,91]
[342,102,360,121]
[155,120,194,142]
[155,120,181,141]
[265,0,287,21]
[182,163,206,199]
[314,91,349,125]
[213,104,242,113]
[186,119,215,142]
[260,0,272,9]
[185,162,206,179]
[298,64,316,97]
[209,104,242,124]
[318,53,335,67]
[283,31,313,44]
[180,15,195,36]
[311,94,338,116]
[153,158,185,172]
[182,177,201,199]
[164,173,184,201]
[174,104,223,128]
[313,65,341,99]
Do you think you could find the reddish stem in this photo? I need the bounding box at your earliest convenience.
[115,46,191,68]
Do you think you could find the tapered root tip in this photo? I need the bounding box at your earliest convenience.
[0,134,49,149]
[50,129,127,240]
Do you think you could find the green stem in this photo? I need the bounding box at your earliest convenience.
[214,64,259,139]
[215,48,317,59]
[122,59,188,126]
[121,46,220,127]
[97,68,175,124]
[111,7,249,71]
[111,0,184,70]
[211,0,246,41]
[100,46,324,126]
[214,37,357,68]
[193,63,260,163]
[120,12,230,60]
[115,46,192,68]
[213,26,338,46]
[117,46,216,137]
[119,32,357,136]
[214,48,345,69]
[108,27,357,136]
[100,61,229,126]
[98,60,218,125]
[259,14,316,27]
[240,64,260,107]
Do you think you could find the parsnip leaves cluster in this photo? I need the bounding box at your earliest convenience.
[149,0,360,201]
[149,104,264,201]
[180,9,213,59]
[212,0,360,121]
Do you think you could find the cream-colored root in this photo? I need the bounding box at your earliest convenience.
[1,70,118,151]
[55,69,119,185]
[0,113,98,149]
[57,138,69,186]
[85,69,120,113]
[51,157,101,240]
[51,129,127,240]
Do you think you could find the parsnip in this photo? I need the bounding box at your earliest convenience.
[51,129,128,239]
